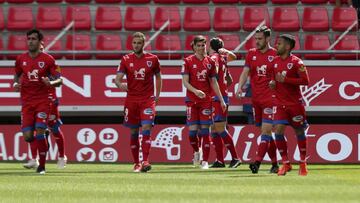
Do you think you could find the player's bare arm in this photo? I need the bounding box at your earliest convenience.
[115,72,128,91]
[235,67,250,99]
[182,73,205,99]
[218,48,237,62]
[225,71,233,87]
[42,77,62,87]
[155,72,162,104]
[211,77,226,112]
[13,73,21,92]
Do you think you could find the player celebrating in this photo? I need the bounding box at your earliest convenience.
[236,26,279,174]
[14,29,62,174]
[23,42,66,170]
[269,34,309,176]
[181,35,226,169]
[208,37,241,168]
[115,32,162,173]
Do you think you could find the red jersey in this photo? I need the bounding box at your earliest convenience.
[15,52,61,104]
[272,54,309,106]
[210,53,230,100]
[117,52,161,100]
[244,47,276,102]
[181,55,217,102]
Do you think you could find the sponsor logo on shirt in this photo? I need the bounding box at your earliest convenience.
[134,68,145,80]
[146,61,152,68]
[27,69,39,81]
[38,62,45,69]
[196,70,207,81]
[37,112,47,119]
[143,108,154,115]
[287,63,293,69]
[292,115,303,122]
[263,108,273,115]
[256,65,267,76]
[206,64,212,70]
[202,109,211,116]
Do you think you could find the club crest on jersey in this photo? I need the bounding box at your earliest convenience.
[206,64,211,70]
[268,56,274,62]
[146,61,152,68]
[252,56,257,61]
[287,63,293,69]
[38,62,45,69]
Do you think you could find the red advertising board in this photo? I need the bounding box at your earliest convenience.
[0,124,359,163]
[0,66,360,108]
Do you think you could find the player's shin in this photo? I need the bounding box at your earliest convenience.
[52,125,65,158]
[200,128,210,162]
[130,132,140,164]
[36,133,48,168]
[30,139,38,159]
[297,134,307,162]
[275,134,289,163]
[211,132,224,163]
[268,136,278,165]
[141,130,152,162]
[255,135,271,163]
[188,130,199,152]
[220,131,238,159]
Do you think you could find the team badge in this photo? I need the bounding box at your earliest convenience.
[38,62,45,69]
[252,56,257,61]
[206,64,212,70]
[147,61,152,68]
[287,63,293,69]
[268,56,274,62]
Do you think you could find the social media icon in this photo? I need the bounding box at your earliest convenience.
[76,148,96,162]
[77,128,96,145]
[99,147,118,162]
[99,128,118,145]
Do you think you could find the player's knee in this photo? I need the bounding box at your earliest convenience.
[24,135,35,143]
[275,134,285,141]
[142,129,151,136]
[189,130,197,137]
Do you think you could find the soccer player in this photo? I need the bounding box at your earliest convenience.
[181,35,226,169]
[14,29,62,174]
[269,34,309,176]
[235,26,279,174]
[208,37,241,168]
[115,32,162,173]
[23,42,67,170]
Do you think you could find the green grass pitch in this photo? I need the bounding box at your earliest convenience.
[0,163,359,203]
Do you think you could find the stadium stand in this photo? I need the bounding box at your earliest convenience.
[43,34,63,59]
[334,34,359,60]
[7,7,34,31]
[95,6,122,30]
[155,34,182,59]
[154,7,181,31]
[65,34,92,59]
[302,7,329,32]
[65,6,91,30]
[272,7,300,31]
[304,34,332,60]
[243,7,270,31]
[213,7,241,31]
[37,6,64,30]
[7,34,27,60]
[183,7,211,31]
[124,6,152,31]
[95,34,123,59]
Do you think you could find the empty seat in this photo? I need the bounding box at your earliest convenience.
[274,34,301,57]
[183,0,210,3]
[244,37,256,50]
[300,0,327,3]
[304,35,332,60]
[0,8,4,30]
[272,7,300,31]
[7,6,34,31]
[155,34,182,59]
[334,35,359,60]
[7,0,34,3]
[271,0,298,3]
[213,7,241,31]
[126,34,151,51]
[66,6,91,30]
[36,0,63,2]
[332,7,358,31]
[7,34,27,60]
[240,0,267,3]
[124,7,151,31]
[96,34,122,60]
[183,7,211,31]
[154,0,180,3]
[124,0,150,3]
[184,35,209,57]
[37,6,64,30]
[65,34,92,60]
[213,0,239,3]
[154,7,181,31]
[95,6,122,30]
[42,35,63,59]
[217,34,241,58]
[65,0,91,3]
[95,0,121,2]
[243,6,270,31]
[302,7,329,31]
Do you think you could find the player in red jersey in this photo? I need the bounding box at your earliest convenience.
[269,34,309,176]
[23,42,67,169]
[14,29,62,175]
[235,26,279,174]
[208,37,241,168]
[181,35,226,169]
[115,32,162,173]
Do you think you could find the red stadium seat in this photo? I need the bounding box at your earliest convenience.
[274,34,301,57]
[65,0,91,3]
[37,6,64,30]
[7,7,34,31]
[7,0,34,3]
[42,35,63,59]
[66,6,91,30]
[95,0,121,2]
[332,7,358,31]
[272,7,300,31]
[304,35,332,60]
[36,0,63,2]
[302,7,329,31]
[217,34,241,58]
[213,7,241,31]
[155,34,182,59]
[0,8,4,30]
[213,0,239,3]
[0,37,3,59]
[183,7,211,31]
[95,6,122,30]
[95,34,123,60]
[126,35,152,52]
[300,0,327,3]
[154,7,181,31]
[65,34,92,60]
[7,34,27,60]
[124,7,151,31]
[334,35,359,60]
[184,35,209,57]
[244,37,256,51]
[240,0,267,3]
[243,6,270,31]
[329,0,348,4]
[271,0,298,3]
[183,0,210,3]
[124,0,150,3]
[154,0,180,3]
